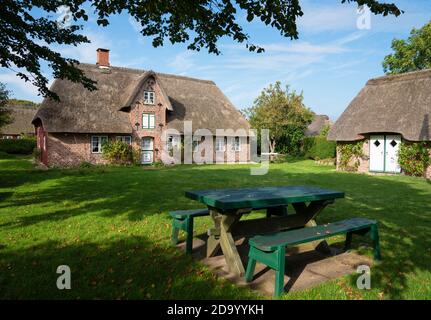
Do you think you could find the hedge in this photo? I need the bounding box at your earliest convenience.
[303,136,336,160]
[0,138,36,154]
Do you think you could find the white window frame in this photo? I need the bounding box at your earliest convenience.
[144,91,155,105]
[116,135,132,145]
[91,136,108,154]
[142,113,156,129]
[215,137,226,152]
[231,137,241,152]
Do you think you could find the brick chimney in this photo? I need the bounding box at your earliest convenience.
[96,48,110,68]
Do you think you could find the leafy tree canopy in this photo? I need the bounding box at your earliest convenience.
[0,83,13,129]
[1,0,401,100]
[245,81,313,154]
[383,21,431,74]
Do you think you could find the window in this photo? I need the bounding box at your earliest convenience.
[144,91,155,104]
[91,136,108,153]
[215,137,225,152]
[116,136,132,145]
[231,137,241,152]
[142,113,155,129]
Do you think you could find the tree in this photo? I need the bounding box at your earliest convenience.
[0,83,13,129]
[383,21,431,74]
[319,123,331,137]
[1,1,402,100]
[245,81,313,155]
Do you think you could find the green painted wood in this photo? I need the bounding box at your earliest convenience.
[169,208,209,219]
[250,218,376,251]
[185,186,344,210]
[169,208,209,254]
[246,217,381,297]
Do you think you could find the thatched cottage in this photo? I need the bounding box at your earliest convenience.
[305,114,332,136]
[328,69,431,178]
[1,104,39,139]
[33,49,250,166]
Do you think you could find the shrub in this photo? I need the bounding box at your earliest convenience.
[102,140,133,165]
[32,147,41,160]
[338,141,365,171]
[79,161,94,168]
[0,137,36,154]
[132,147,141,166]
[153,160,165,168]
[303,136,336,160]
[398,142,430,177]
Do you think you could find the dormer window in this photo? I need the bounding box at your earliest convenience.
[144,91,155,105]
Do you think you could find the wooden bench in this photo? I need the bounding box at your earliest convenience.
[245,217,381,297]
[170,209,210,254]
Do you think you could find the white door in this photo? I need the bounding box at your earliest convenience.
[141,137,154,164]
[385,135,401,173]
[369,135,385,172]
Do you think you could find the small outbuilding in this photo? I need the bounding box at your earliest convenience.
[305,114,332,136]
[328,69,431,178]
[1,104,39,139]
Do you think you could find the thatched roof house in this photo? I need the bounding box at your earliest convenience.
[1,104,39,138]
[32,49,251,166]
[306,114,332,136]
[328,69,431,177]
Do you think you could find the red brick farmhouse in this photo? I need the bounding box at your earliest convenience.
[32,49,251,167]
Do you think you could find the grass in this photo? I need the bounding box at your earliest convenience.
[0,155,430,299]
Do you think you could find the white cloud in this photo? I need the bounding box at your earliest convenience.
[167,51,196,74]
[261,42,347,54]
[55,30,113,64]
[297,0,430,34]
[298,4,357,33]
[0,72,39,96]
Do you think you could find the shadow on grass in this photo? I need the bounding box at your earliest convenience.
[0,161,430,299]
[0,236,257,299]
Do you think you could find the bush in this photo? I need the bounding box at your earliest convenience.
[32,147,41,160]
[398,142,430,177]
[303,136,336,160]
[102,140,133,165]
[79,161,94,168]
[338,141,365,171]
[0,137,36,154]
[132,147,141,166]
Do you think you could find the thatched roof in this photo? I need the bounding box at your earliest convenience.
[1,104,39,135]
[328,69,431,141]
[33,64,249,135]
[306,114,331,136]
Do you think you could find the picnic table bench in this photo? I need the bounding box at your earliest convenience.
[170,205,288,254]
[245,217,381,297]
[185,185,345,276]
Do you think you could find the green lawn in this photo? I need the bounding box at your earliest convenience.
[0,154,430,299]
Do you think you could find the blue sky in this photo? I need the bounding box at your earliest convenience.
[1,0,430,120]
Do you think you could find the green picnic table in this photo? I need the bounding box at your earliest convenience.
[185,185,345,276]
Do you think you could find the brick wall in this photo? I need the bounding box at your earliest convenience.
[46,133,118,167]
[129,76,166,162]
